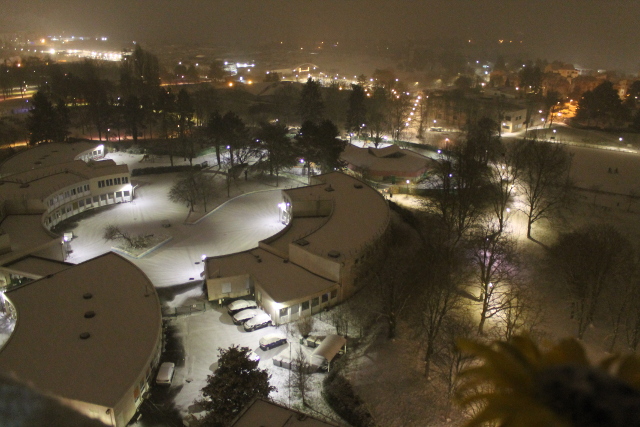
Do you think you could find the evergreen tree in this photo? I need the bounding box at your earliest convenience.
[346,84,367,136]
[298,78,324,124]
[255,121,298,186]
[198,346,275,426]
[27,91,69,145]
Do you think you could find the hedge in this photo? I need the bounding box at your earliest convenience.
[322,370,375,427]
[131,164,203,176]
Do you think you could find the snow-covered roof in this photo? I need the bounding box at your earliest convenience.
[340,144,434,177]
[3,255,72,279]
[311,334,346,366]
[231,398,338,427]
[0,141,101,176]
[0,159,128,201]
[206,248,336,303]
[0,252,162,408]
[283,172,390,261]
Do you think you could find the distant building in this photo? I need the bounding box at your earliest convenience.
[205,172,390,324]
[340,144,434,183]
[0,252,162,427]
[481,87,519,99]
[545,62,580,80]
[0,142,132,230]
[501,108,528,133]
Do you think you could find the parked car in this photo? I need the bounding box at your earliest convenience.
[244,312,273,331]
[227,299,258,315]
[156,362,175,386]
[248,351,260,363]
[259,333,288,351]
[232,308,260,325]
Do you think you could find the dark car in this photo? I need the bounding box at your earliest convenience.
[259,334,288,351]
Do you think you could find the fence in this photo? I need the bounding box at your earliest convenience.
[162,302,207,318]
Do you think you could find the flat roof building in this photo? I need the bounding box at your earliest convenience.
[340,144,434,183]
[230,398,338,427]
[206,172,390,324]
[0,252,162,427]
[0,143,131,230]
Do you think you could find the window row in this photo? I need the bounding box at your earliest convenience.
[49,184,91,206]
[98,176,129,188]
[46,191,131,223]
[278,289,338,317]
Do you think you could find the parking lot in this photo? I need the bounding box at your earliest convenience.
[138,300,336,424]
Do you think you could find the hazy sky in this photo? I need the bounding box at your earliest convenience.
[3,0,640,72]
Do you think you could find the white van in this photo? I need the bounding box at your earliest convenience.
[156,362,175,386]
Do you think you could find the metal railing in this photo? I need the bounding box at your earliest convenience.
[161,302,207,318]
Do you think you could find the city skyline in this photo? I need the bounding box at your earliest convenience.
[2,0,640,72]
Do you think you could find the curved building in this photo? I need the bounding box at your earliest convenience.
[0,142,131,230]
[0,253,162,427]
[205,172,390,324]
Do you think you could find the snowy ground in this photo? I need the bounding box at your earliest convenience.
[59,152,310,302]
[154,305,341,424]
[6,136,640,425]
[66,178,286,295]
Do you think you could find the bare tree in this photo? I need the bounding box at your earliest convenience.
[102,225,150,249]
[550,224,635,339]
[291,349,313,407]
[411,214,463,379]
[625,272,640,352]
[487,144,521,233]
[167,170,219,212]
[433,315,476,418]
[514,139,572,240]
[493,283,544,342]
[388,86,412,141]
[424,139,488,248]
[371,223,419,339]
[606,260,640,352]
[468,224,519,335]
[295,316,315,339]
[168,171,199,212]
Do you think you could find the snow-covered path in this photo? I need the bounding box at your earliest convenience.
[66,174,286,292]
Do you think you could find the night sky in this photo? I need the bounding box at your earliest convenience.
[3,0,640,72]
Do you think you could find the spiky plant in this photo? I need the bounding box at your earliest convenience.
[456,335,640,427]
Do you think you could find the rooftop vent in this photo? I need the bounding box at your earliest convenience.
[83,293,93,300]
[324,184,335,192]
[84,311,95,319]
[328,250,341,258]
[79,332,91,340]
[295,239,309,246]
[354,183,363,189]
